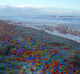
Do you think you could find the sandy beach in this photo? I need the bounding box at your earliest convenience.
[0,20,80,74]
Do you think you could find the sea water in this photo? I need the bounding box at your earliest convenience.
[0,16,80,43]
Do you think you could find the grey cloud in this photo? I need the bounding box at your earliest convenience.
[0,5,80,16]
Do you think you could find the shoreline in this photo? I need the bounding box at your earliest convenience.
[5,19,80,43]
[0,20,80,74]
[27,26,80,44]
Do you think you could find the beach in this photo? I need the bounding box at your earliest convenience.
[0,20,80,74]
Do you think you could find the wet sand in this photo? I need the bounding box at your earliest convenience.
[0,20,80,74]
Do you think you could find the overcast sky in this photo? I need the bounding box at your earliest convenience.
[0,0,80,16]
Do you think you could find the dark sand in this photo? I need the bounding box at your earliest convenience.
[0,20,80,74]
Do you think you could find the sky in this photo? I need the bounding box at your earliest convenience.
[0,0,80,16]
[0,0,80,11]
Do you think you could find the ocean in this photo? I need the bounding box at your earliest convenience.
[0,16,80,43]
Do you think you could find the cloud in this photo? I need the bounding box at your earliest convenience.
[11,5,48,8]
[0,5,80,16]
